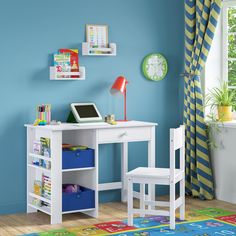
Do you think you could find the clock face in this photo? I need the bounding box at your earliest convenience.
[142,53,168,81]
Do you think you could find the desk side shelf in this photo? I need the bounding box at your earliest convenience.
[26,127,98,224]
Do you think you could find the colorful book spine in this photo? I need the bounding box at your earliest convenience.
[40,137,51,157]
[42,174,51,200]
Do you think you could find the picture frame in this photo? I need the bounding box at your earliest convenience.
[86,24,108,48]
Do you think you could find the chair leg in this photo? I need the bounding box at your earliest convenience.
[180,179,185,220]
[140,183,145,217]
[148,184,154,210]
[127,178,133,226]
[170,182,175,230]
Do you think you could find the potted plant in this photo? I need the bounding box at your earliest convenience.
[205,82,235,121]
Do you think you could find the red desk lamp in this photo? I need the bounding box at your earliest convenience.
[110,76,129,121]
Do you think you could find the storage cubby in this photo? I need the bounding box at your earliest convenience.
[62,186,95,212]
[62,148,95,169]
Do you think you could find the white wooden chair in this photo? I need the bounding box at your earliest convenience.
[126,125,185,229]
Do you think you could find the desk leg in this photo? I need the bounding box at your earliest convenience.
[148,126,156,209]
[27,127,37,213]
[121,142,128,202]
[50,131,62,224]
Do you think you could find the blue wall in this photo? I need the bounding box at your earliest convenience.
[0,0,184,214]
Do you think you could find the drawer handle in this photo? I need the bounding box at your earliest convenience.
[76,151,80,157]
[120,132,127,137]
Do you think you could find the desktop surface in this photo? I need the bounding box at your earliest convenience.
[25,120,158,131]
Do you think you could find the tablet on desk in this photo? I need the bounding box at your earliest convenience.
[71,103,104,123]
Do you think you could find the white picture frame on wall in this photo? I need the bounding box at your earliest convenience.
[86,24,108,48]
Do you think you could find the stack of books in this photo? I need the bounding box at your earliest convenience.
[53,49,79,78]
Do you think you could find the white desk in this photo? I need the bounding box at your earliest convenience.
[25,121,157,224]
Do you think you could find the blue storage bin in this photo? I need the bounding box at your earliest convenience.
[62,148,94,169]
[62,186,95,212]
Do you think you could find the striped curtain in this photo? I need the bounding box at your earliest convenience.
[184,0,222,200]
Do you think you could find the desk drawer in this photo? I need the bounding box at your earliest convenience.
[98,127,151,143]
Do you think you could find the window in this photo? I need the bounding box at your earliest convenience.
[223,1,236,94]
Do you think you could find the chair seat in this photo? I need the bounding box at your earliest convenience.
[127,167,183,179]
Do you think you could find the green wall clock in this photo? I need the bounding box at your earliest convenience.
[142,53,168,81]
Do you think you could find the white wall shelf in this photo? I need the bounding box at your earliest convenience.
[82,42,116,56]
[50,66,85,80]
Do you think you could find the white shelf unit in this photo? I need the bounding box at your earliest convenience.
[25,121,157,225]
[26,127,97,224]
[82,42,116,56]
[50,66,85,80]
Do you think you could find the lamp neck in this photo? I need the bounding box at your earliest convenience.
[124,88,127,121]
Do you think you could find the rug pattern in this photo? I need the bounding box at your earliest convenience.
[21,208,236,236]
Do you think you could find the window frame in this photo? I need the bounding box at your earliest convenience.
[222,0,236,89]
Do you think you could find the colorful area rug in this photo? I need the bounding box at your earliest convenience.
[22,208,236,235]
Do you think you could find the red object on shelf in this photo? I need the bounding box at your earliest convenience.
[110,76,129,121]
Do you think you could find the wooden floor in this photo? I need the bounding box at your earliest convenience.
[0,197,236,236]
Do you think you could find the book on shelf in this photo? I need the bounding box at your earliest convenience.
[53,49,80,78]
[53,53,70,78]
[40,137,50,157]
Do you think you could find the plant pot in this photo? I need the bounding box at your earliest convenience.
[217,106,233,121]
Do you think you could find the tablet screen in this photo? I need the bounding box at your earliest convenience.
[75,105,99,118]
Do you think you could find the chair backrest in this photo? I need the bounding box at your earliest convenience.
[169,125,185,177]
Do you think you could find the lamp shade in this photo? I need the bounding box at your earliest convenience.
[110,76,128,95]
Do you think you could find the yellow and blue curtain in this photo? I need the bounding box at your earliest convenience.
[184,0,222,200]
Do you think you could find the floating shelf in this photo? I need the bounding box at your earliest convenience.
[82,42,116,56]
[50,66,85,80]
